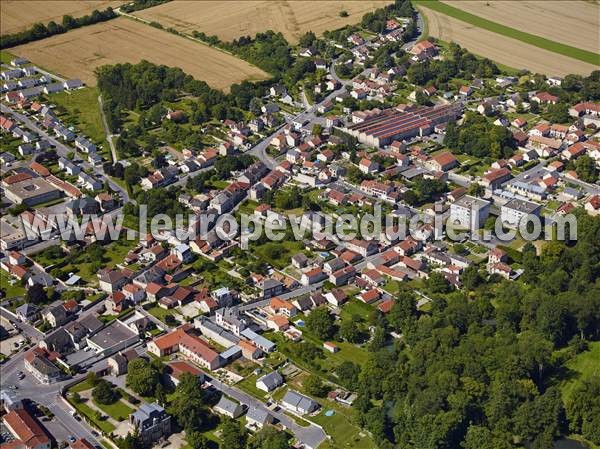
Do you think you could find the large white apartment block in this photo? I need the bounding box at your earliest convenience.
[500,198,541,228]
[449,195,491,230]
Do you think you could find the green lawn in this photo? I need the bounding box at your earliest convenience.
[312,409,376,449]
[414,0,599,65]
[560,342,600,401]
[0,50,16,64]
[94,399,133,422]
[252,239,305,270]
[69,399,116,434]
[340,299,374,322]
[70,379,95,393]
[146,305,174,323]
[0,271,26,298]
[49,87,109,149]
[236,374,268,400]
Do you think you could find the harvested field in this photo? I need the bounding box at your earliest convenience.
[418,4,599,76]
[11,17,268,90]
[134,0,392,44]
[442,1,600,54]
[0,1,123,35]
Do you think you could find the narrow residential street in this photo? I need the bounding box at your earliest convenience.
[206,376,327,449]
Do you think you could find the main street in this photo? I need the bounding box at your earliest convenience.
[1,352,103,447]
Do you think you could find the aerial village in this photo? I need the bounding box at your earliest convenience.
[1,2,599,449]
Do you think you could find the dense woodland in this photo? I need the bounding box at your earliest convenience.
[350,211,600,449]
[0,8,117,48]
[444,112,516,159]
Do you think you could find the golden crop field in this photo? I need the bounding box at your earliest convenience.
[418,4,599,76]
[0,1,123,35]
[442,1,600,54]
[134,0,392,44]
[11,17,268,91]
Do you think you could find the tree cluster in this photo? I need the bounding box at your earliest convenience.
[444,113,516,159]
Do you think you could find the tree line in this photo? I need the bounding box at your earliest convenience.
[1,8,117,49]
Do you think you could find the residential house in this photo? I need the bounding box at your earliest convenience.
[2,408,51,449]
[129,403,171,446]
[281,390,319,415]
[213,396,244,419]
[15,303,39,323]
[41,304,68,328]
[256,371,284,392]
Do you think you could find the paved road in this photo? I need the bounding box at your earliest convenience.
[206,376,327,449]
[1,307,45,342]
[1,353,102,447]
[1,103,129,203]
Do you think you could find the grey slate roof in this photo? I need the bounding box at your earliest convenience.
[256,371,283,391]
[282,390,318,413]
[215,396,242,415]
[246,406,270,424]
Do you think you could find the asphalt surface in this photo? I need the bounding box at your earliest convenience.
[206,375,327,449]
[0,103,129,203]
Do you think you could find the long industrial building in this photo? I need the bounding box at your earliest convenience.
[341,103,463,147]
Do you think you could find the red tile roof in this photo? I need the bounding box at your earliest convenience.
[2,409,50,448]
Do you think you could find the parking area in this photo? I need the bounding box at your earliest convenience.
[0,423,16,444]
[0,335,26,357]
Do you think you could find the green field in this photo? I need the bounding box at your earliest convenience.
[560,342,600,401]
[414,0,600,65]
[49,87,109,151]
